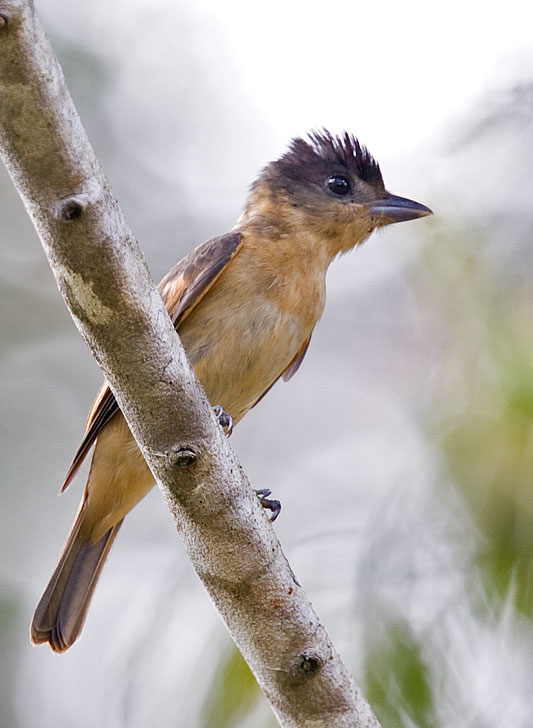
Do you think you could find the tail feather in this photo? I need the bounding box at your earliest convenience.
[31,513,123,652]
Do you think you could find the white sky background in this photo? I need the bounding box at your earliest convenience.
[190,0,533,152]
[115,0,531,142]
[43,0,533,162]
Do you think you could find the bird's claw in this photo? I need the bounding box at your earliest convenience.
[212,405,234,437]
[255,488,281,522]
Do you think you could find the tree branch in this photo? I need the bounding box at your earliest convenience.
[0,2,381,726]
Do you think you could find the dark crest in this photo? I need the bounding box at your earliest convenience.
[262,129,384,192]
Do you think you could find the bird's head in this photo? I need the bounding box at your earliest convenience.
[240,130,432,257]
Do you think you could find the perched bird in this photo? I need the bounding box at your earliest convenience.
[31,130,432,652]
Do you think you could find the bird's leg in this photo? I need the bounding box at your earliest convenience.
[211,408,280,519]
[255,488,281,522]
[212,405,234,437]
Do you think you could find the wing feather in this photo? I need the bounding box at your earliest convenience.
[61,231,242,491]
[249,334,312,412]
[281,335,311,382]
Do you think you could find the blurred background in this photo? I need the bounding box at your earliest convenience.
[1,0,532,726]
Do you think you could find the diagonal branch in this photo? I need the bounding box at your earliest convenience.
[0,2,381,726]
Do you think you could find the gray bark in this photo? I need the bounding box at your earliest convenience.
[0,2,381,726]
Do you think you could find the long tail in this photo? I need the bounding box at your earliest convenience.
[30,510,123,653]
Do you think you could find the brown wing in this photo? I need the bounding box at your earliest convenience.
[248,334,312,413]
[281,335,311,382]
[61,231,243,492]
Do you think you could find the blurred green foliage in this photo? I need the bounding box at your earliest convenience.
[201,644,262,728]
[365,620,437,728]
[421,229,533,617]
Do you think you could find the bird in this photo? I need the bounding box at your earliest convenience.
[30,130,432,652]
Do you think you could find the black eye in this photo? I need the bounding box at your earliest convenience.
[326,175,351,196]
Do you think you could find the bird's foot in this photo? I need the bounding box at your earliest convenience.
[212,405,234,437]
[255,488,281,522]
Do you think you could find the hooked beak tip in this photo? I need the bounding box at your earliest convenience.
[367,194,433,225]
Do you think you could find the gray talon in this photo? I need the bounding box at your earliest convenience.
[213,405,234,437]
[255,488,281,522]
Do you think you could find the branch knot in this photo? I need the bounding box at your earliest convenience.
[299,652,322,674]
[54,179,102,222]
[169,447,197,468]
[285,650,323,683]
[58,198,84,221]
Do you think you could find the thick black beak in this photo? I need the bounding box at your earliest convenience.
[366,194,433,225]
